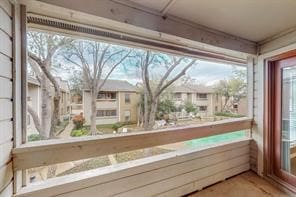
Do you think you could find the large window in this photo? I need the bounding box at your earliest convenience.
[23,28,249,185]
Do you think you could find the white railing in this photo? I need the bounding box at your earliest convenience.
[13,117,252,171]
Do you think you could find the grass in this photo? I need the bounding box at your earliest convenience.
[57,156,110,176]
[115,147,172,163]
[56,147,171,176]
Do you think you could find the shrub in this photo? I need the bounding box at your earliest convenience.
[70,128,88,137]
[72,113,85,129]
[28,134,41,142]
[112,122,125,131]
[184,101,197,113]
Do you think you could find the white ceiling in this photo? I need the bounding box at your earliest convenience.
[127,0,296,42]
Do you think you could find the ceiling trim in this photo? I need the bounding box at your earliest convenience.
[27,0,256,54]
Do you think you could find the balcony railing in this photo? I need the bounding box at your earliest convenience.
[13,117,252,196]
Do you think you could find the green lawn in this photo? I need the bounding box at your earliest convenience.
[185,130,247,148]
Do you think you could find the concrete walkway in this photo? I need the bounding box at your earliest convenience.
[58,121,74,138]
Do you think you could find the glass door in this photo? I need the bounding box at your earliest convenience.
[274,57,296,186]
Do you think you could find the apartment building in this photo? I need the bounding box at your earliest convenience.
[172,85,223,116]
[83,80,139,125]
[27,76,71,135]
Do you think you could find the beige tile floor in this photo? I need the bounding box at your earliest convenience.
[188,171,291,197]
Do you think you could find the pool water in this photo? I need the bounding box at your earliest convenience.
[185,131,247,148]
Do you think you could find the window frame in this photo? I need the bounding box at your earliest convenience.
[13,6,253,191]
[124,93,131,104]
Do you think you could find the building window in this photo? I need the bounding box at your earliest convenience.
[125,94,131,104]
[97,92,116,100]
[124,110,131,121]
[174,93,182,100]
[96,110,117,117]
[197,93,207,100]
[199,106,207,112]
[215,106,218,112]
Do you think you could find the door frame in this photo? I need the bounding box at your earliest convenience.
[264,49,296,192]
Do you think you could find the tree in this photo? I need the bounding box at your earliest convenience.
[27,31,72,139]
[64,40,131,135]
[184,101,197,114]
[215,68,247,112]
[157,98,177,120]
[137,50,196,130]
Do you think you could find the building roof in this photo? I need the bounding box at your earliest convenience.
[173,84,215,94]
[84,79,138,92]
[27,76,70,92]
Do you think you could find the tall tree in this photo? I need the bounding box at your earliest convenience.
[215,68,247,112]
[64,40,131,135]
[27,32,72,139]
[138,50,196,130]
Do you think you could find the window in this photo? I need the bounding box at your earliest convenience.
[124,110,131,121]
[22,24,249,187]
[174,93,182,100]
[96,110,117,117]
[125,94,131,104]
[97,92,116,100]
[197,93,207,100]
[215,106,218,112]
[199,106,207,112]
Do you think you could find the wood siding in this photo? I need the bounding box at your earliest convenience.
[0,1,13,196]
[16,139,250,197]
[251,58,259,173]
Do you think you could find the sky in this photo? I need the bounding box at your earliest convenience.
[107,59,246,86]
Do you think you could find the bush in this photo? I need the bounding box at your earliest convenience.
[72,113,85,129]
[28,134,41,142]
[70,128,88,137]
[112,122,126,131]
[215,112,244,118]
[184,101,197,113]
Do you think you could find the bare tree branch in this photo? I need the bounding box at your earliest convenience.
[98,50,132,91]
[156,59,196,97]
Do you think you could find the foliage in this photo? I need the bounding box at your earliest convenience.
[28,134,41,142]
[215,112,244,118]
[72,113,85,129]
[184,101,197,113]
[70,128,88,137]
[215,68,247,112]
[156,98,177,119]
[111,122,126,131]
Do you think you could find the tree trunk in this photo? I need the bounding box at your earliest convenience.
[27,105,42,135]
[222,96,230,112]
[40,75,52,140]
[90,89,97,135]
[143,88,149,130]
[148,99,159,129]
[50,95,60,138]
